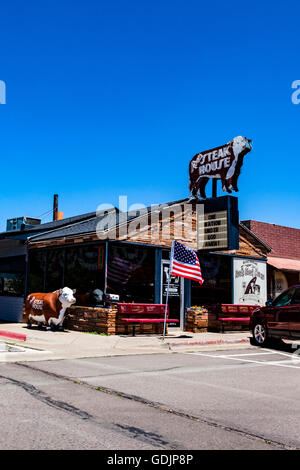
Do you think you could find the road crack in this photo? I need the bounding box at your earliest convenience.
[14,362,298,450]
[0,367,177,449]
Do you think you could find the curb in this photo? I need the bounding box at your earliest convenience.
[166,337,250,348]
[0,330,27,342]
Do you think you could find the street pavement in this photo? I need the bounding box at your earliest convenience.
[1,338,300,449]
[1,324,300,450]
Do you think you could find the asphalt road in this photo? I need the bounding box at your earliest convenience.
[1,343,300,450]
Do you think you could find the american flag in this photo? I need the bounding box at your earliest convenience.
[171,241,203,284]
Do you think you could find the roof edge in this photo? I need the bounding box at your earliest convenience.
[239,222,272,252]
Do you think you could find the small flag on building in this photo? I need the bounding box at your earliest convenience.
[171,241,204,284]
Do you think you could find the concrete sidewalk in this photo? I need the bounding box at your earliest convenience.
[0,322,252,362]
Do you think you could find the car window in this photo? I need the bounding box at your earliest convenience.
[291,288,300,306]
[272,288,296,307]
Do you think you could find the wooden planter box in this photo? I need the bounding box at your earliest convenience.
[64,306,117,335]
[186,304,252,333]
[186,306,219,333]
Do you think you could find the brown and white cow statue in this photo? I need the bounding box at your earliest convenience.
[25,287,76,331]
[189,136,252,199]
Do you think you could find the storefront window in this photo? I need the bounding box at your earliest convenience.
[28,242,156,304]
[64,245,105,300]
[191,254,231,305]
[28,250,46,293]
[0,256,25,297]
[45,249,64,292]
[28,244,106,304]
[107,243,155,303]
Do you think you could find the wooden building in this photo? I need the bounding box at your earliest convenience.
[26,199,270,331]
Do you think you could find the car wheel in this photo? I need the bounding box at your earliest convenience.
[252,322,268,347]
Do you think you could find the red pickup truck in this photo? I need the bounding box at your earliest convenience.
[250,285,300,346]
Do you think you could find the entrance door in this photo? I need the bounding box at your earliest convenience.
[161,260,184,329]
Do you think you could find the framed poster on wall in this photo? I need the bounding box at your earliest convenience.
[233,258,267,306]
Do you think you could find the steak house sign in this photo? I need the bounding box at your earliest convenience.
[189,136,252,199]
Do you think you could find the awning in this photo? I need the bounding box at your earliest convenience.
[268,256,300,272]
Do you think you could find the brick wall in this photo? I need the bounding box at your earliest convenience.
[23,305,167,336]
[65,306,166,335]
[242,220,300,260]
[64,306,117,334]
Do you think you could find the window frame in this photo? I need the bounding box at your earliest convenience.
[272,287,296,307]
[290,288,300,306]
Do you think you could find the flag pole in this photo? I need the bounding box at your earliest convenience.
[163,240,175,340]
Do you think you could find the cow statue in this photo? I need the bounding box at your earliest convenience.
[189,136,252,199]
[25,287,76,331]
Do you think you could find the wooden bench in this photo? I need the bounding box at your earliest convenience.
[218,304,257,333]
[117,303,179,336]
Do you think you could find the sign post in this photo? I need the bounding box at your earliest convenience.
[162,240,175,340]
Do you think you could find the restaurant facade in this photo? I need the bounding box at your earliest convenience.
[3,135,300,333]
[24,198,271,330]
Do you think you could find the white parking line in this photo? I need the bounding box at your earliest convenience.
[223,352,277,357]
[262,348,299,359]
[187,351,300,370]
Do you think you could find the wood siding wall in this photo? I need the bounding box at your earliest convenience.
[29,202,268,259]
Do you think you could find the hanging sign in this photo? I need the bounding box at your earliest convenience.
[197,196,239,251]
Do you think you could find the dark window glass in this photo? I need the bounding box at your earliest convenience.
[273,288,296,307]
[290,288,300,306]
[162,249,170,260]
[28,250,46,293]
[0,273,25,296]
[45,249,64,292]
[0,256,26,297]
[64,245,105,304]
[191,254,231,305]
[107,244,155,303]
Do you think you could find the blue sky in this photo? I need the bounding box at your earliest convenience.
[0,0,300,231]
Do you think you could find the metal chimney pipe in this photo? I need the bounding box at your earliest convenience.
[53,194,58,221]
